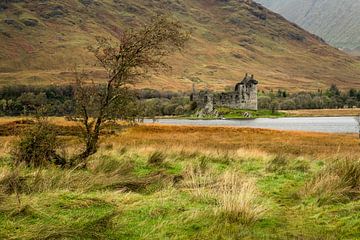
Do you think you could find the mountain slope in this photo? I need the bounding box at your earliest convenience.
[256,0,360,52]
[1,0,360,91]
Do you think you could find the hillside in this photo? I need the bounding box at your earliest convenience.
[256,0,360,53]
[1,0,360,91]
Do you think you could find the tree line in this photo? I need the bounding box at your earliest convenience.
[260,84,360,110]
[0,85,193,117]
[2,84,360,117]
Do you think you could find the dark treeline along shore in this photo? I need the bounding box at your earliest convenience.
[1,84,360,117]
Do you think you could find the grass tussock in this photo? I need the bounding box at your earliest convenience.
[0,165,92,194]
[148,151,166,166]
[88,154,134,175]
[181,164,217,201]
[266,154,311,173]
[1,147,195,199]
[182,165,266,225]
[215,171,266,225]
[0,192,118,240]
[302,159,360,204]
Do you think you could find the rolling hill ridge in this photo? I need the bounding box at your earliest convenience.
[256,0,360,53]
[1,0,360,91]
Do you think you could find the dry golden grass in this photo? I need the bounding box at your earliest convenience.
[283,108,360,117]
[109,125,360,159]
[215,171,266,224]
[0,137,14,156]
[181,164,265,225]
[301,158,360,204]
[2,117,359,160]
[181,164,216,200]
[181,166,266,224]
[0,117,78,126]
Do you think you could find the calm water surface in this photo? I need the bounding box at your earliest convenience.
[144,117,358,133]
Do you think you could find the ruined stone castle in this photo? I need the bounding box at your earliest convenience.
[191,73,258,113]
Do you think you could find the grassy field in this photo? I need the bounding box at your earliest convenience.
[0,120,360,239]
[216,108,287,119]
[283,108,360,117]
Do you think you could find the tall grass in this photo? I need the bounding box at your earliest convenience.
[266,154,310,173]
[215,171,266,224]
[181,164,217,201]
[182,166,266,225]
[302,159,360,204]
[148,151,166,166]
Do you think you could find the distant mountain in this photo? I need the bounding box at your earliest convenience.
[1,0,360,91]
[256,0,360,52]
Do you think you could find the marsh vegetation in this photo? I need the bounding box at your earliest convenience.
[0,123,359,239]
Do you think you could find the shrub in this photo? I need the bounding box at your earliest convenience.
[11,121,64,167]
[302,159,360,204]
[174,105,185,115]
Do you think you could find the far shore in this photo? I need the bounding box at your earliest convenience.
[1,108,360,127]
[151,108,360,120]
[281,108,360,117]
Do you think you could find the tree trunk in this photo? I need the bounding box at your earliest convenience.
[77,117,103,162]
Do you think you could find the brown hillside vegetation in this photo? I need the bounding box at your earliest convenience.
[0,0,360,91]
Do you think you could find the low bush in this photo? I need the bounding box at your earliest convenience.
[11,121,64,167]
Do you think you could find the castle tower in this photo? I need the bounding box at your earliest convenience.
[236,73,258,110]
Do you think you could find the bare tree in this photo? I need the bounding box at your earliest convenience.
[73,16,189,162]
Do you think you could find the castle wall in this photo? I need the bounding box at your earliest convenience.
[192,75,258,112]
[211,84,257,110]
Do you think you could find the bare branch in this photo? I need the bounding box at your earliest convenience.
[73,15,189,161]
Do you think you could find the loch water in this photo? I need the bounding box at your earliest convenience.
[144,117,358,133]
